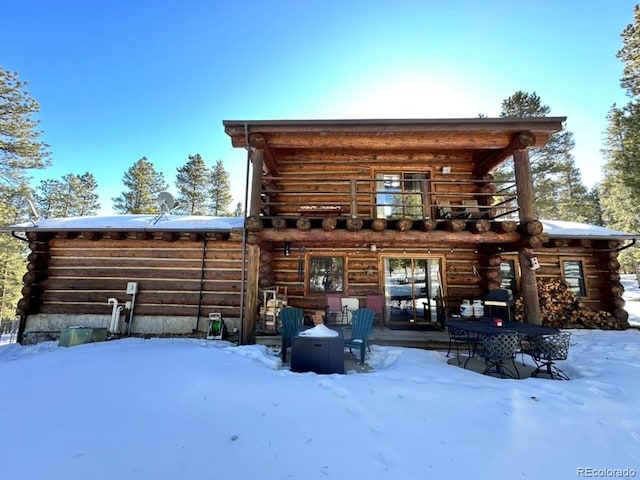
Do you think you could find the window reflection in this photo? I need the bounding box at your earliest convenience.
[309,257,344,293]
[376,172,429,220]
[563,260,586,297]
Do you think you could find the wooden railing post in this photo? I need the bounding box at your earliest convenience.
[349,179,358,218]
[421,178,431,219]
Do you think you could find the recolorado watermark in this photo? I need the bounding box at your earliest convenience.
[577,467,636,478]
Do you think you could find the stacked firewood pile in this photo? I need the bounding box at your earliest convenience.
[513,279,629,330]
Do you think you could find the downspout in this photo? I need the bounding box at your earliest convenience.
[616,239,637,252]
[11,231,28,243]
[193,233,208,333]
[238,123,251,345]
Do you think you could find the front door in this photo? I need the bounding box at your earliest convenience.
[383,256,443,327]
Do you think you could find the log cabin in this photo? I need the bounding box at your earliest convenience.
[4,118,639,345]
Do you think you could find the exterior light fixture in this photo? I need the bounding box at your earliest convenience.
[284,242,291,256]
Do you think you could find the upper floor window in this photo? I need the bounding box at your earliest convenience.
[376,172,429,219]
[562,260,587,297]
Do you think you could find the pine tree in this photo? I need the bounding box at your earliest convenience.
[34,179,63,218]
[600,5,640,271]
[34,172,100,218]
[497,91,592,221]
[599,171,640,270]
[617,6,640,201]
[112,157,168,214]
[72,172,100,216]
[0,67,49,324]
[209,159,233,216]
[602,107,640,271]
[175,154,210,215]
[618,5,640,98]
[0,237,25,326]
[0,67,50,195]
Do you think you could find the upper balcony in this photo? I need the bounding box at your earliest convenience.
[225,117,566,235]
[254,174,519,232]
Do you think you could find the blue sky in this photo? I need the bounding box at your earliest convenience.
[2,0,635,214]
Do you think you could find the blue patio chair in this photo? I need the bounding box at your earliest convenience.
[344,307,375,364]
[278,307,304,363]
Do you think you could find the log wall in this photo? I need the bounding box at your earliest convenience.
[262,242,486,322]
[257,238,630,325]
[20,232,245,334]
[267,151,478,217]
[504,239,628,320]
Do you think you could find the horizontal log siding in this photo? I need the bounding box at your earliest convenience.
[37,236,244,318]
[265,243,484,318]
[527,242,618,311]
[269,151,476,218]
[267,242,623,315]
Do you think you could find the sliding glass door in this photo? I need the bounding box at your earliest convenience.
[383,256,443,326]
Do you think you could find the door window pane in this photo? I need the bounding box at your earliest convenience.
[384,257,442,323]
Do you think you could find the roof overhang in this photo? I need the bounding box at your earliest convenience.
[223,117,566,175]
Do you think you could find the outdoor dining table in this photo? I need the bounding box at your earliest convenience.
[446,318,560,368]
[447,319,560,337]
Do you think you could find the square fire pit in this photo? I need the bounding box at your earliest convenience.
[291,327,344,374]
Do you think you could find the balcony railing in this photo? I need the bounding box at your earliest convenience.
[259,177,519,222]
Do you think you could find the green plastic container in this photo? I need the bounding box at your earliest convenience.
[58,327,108,347]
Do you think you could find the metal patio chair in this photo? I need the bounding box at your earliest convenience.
[445,323,481,366]
[524,332,571,380]
[479,331,521,379]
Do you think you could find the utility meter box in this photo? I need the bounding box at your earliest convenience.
[126,282,138,294]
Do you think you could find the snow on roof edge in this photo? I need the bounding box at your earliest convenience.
[1,215,245,232]
[540,220,639,240]
[1,215,638,240]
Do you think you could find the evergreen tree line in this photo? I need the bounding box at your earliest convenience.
[32,155,240,218]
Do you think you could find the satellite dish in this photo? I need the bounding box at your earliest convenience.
[157,192,175,213]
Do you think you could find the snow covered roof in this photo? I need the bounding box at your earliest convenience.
[1,214,245,232]
[1,215,637,240]
[540,220,639,240]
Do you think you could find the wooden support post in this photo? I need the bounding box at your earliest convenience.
[513,138,542,325]
[241,243,260,345]
[249,149,264,218]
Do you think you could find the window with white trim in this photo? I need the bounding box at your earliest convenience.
[562,260,586,297]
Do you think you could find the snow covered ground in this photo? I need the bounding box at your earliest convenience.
[0,277,638,479]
